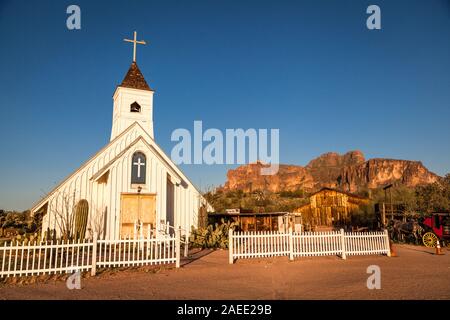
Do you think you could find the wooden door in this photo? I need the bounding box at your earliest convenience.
[120,193,156,238]
[140,194,156,227]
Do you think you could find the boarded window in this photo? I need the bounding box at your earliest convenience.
[131,152,146,184]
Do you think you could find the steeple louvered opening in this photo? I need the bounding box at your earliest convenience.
[130,101,141,113]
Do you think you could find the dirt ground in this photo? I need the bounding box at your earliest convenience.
[1,244,449,300]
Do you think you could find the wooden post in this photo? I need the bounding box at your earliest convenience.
[228,228,234,264]
[147,225,151,257]
[389,188,393,218]
[288,227,294,261]
[91,232,98,276]
[176,227,181,268]
[184,233,189,258]
[340,229,346,260]
[384,229,391,257]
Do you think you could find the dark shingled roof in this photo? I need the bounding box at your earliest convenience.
[120,62,153,91]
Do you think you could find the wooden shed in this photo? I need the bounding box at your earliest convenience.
[294,188,369,229]
[208,211,298,232]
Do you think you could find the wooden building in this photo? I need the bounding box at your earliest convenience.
[30,39,210,240]
[208,211,299,232]
[294,188,369,229]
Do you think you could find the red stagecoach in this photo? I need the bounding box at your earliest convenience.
[421,213,450,248]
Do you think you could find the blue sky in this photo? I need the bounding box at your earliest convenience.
[0,0,449,211]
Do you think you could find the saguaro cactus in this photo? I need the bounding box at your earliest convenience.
[73,199,89,240]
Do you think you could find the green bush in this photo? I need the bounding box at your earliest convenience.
[189,219,237,249]
[279,189,305,198]
[203,189,309,213]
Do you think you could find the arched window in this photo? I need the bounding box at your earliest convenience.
[130,101,141,113]
[131,152,146,184]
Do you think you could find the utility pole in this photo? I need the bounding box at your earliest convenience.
[383,184,393,223]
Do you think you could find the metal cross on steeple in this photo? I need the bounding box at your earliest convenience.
[124,31,146,62]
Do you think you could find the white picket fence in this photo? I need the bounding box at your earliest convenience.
[292,231,344,258]
[229,229,391,263]
[0,239,94,277]
[96,237,178,269]
[344,232,390,256]
[231,231,291,259]
[0,231,181,278]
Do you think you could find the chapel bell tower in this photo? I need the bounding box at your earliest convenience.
[110,32,154,141]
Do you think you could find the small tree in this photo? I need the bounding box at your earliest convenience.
[88,205,106,239]
[48,190,77,240]
[415,181,450,214]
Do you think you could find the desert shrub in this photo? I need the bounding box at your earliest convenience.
[415,178,450,214]
[279,189,305,198]
[203,189,309,213]
[13,232,40,244]
[189,219,237,249]
[0,210,36,230]
[351,204,376,228]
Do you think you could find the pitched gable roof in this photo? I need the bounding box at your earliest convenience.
[120,62,153,91]
[30,123,141,212]
[310,187,369,200]
[90,135,183,185]
[31,122,205,213]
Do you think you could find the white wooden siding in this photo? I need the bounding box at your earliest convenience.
[35,123,205,240]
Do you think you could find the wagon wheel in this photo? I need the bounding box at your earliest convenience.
[422,232,438,248]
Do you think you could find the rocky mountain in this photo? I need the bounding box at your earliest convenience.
[222,151,440,193]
